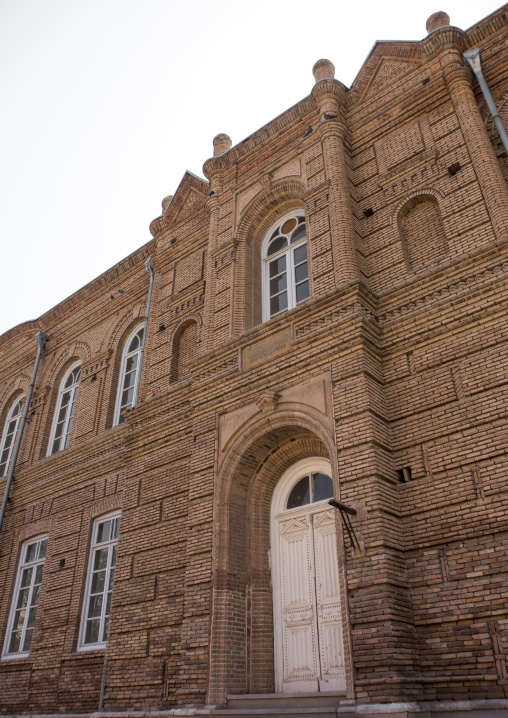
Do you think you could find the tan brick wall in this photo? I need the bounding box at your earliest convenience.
[1,6,508,713]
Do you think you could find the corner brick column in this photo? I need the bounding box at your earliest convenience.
[202,193,220,352]
[440,46,508,240]
[202,134,233,351]
[311,62,359,284]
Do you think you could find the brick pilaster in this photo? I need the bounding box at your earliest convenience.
[311,76,359,284]
[440,46,508,240]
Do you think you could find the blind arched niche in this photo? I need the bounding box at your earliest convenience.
[398,194,448,271]
[170,320,199,382]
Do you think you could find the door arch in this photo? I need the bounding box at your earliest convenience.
[208,410,349,706]
[271,458,346,694]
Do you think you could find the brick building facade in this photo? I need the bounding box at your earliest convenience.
[1,8,508,717]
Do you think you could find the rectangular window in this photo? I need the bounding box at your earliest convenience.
[79,513,120,650]
[2,536,48,659]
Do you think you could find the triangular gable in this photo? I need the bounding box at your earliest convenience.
[351,41,422,100]
[365,57,419,96]
[163,170,209,226]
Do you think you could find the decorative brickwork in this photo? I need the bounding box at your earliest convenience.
[1,7,508,718]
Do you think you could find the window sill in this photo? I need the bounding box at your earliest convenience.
[76,643,106,653]
[1,652,31,662]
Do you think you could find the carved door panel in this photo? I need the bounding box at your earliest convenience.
[276,509,345,693]
[279,516,319,692]
[313,510,346,692]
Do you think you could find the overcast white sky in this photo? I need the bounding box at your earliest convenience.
[0,0,504,336]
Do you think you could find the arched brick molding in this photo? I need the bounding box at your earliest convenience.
[0,375,30,413]
[100,305,147,355]
[397,192,448,271]
[233,179,308,332]
[169,316,201,382]
[0,389,26,472]
[0,375,39,470]
[40,343,91,390]
[208,410,352,705]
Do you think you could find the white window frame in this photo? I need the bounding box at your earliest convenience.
[271,457,334,519]
[113,324,144,426]
[78,512,121,651]
[47,362,81,456]
[0,395,24,477]
[262,211,309,323]
[2,535,48,660]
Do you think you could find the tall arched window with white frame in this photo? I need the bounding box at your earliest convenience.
[47,363,81,456]
[113,324,144,426]
[2,535,48,658]
[79,512,120,649]
[0,396,24,476]
[262,212,309,322]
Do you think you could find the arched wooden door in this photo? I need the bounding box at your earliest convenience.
[271,458,346,694]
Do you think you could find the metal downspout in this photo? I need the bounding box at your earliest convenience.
[464,48,508,155]
[99,258,153,710]
[133,256,154,407]
[0,331,49,534]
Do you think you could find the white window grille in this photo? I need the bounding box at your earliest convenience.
[0,396,24,476]
[113,325,144,426]
[79,513,120,649]
[47,363,81,456]
[2,536,48,659]
[262,212,309,322]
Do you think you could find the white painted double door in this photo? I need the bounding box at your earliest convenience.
[275,508,345,693]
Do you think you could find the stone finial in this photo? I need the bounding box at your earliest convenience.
[426,11,450,34]
[313,59,335,83]
[213,134,232,156]
[161,195,173,214]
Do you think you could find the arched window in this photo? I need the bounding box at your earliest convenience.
[48,363,81,455]
[285,470,334,510]
[114,325,144,426]
[262,212,309,322]
[0,396,24,476]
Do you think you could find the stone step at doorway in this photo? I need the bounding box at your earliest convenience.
[200,709,348,718]
[227,692,350,709]
[197,692,356,718]
[196,698,508,718]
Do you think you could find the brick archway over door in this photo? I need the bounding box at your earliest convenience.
[208,411,349,706]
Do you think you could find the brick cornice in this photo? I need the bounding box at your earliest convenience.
[0,243,155,352]
[421,26,467,58]
[465,4,508,45]
[377,236,508,324]
[7,423,130,501]
[0,321,42,354]
[202,96,316,179]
